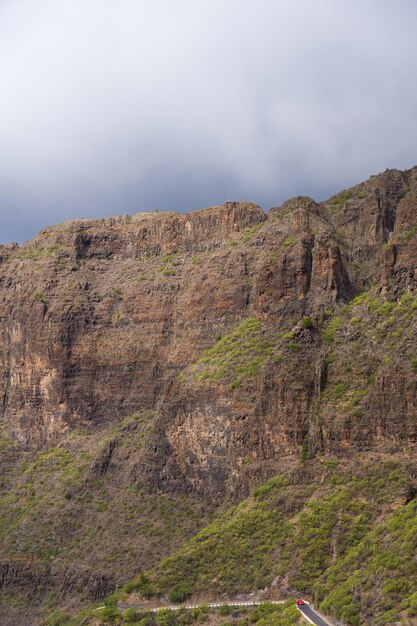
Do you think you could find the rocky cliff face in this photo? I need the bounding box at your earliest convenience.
[0,168,416,480]
[0,165,416,624]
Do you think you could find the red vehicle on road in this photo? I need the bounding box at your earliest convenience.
[296,600,305,605]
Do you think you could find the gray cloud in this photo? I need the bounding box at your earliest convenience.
[1,0,417,243]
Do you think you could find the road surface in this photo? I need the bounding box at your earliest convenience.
[116,600,284,612]
[297,603,333,626]
[114,598,333,625]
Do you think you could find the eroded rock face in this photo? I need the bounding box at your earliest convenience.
[0,167,416,498]
[0,558,115,600]
[0,202,268,446]
[0,558,115,626]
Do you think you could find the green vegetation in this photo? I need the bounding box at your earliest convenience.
[190,255,201,265]
[282,237,295,248]
[15,243,63,260]
[351,261,362,274]
[286,341,298,352]
[300,443,308,463]
[326,382,347,401]
[301,317,313,329]
[51,600,301,625]
[317,496,417,625]
[123,573,155,598]
[0,412,208,617]
[0,424,16,453]
[155,253,179,277]
[322,316,342,344]
[33,290,47,304]
[168,584,190,603]
[404,224,417,239]
[45,244,63,256]
[151,475,292,596]
[356,191,368,200]
[323,352,336,365]
[241,223,264,243]
[393,223,417,243]
[16,248,42,260]
[316,287,417,423]
[84,458,414,626]
[194,318,273,391]
[331,190,352,206]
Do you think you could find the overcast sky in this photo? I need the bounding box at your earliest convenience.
[1,0,417,244]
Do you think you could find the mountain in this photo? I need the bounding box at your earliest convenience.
[0,166,416,626]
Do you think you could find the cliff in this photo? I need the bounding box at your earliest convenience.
[0,165,416,624]
[1,169,415,471]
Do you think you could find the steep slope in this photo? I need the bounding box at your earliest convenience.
[0,413,210,625]
[0,165,416,625]
[48,454,417,626]
[133,455,417,626]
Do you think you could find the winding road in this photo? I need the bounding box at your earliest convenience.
[116,599,284,612]
[114,598,333,625]
[297,602,333,626]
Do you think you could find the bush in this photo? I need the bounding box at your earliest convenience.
[330,383,347,400]
[136,618,154,626]
[300,443,309,463]
[33,290,47,304]
[408,591,417,615]
[96,605,119,623]
[168,583,190,603]
[322,316,342,344]
[378,609,399,624]
[219,604,233,616]
[301,317,313,329]
[126,572,155,598]
[46,613,74,626]
[123,607,139,623]
[287,341,298,352]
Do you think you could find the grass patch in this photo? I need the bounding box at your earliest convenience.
[195,318,273,390]
[322,316,342,345]
[282,237,295,248]
[331,190,352,206]
[33,290,47,304]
